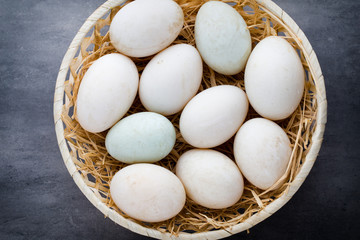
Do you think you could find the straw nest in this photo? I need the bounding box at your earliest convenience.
[54,0,327,238]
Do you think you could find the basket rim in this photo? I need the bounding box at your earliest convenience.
[53,0,327,239]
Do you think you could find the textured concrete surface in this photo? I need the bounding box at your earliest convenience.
[0,0,359,239]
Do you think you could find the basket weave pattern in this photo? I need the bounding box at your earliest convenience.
[54,0,327,239]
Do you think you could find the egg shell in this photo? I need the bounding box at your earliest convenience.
[244,36,305,120]
[110,164,186,222]
[109,0,184,57]
[195,1,251,75]
[139,44,203,116]
[180,85,248,148]
[176,149,244,209]
[76,53,138,133]
[105,112,176,163]
[233,118,292,190]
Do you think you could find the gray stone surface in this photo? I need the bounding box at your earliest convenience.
[0,0,359,239]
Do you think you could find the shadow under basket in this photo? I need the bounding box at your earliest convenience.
[53,0,327,239]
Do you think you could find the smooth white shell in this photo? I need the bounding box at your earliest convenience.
[195,1,251,75]
[76,53,138,133]
[176,149,244,209]
[110,164,186,222]
[105,112,176,163]
[180,85,248,148]
[109,0,184,57]
[234,118,292,190]
[139,44,203,116]
[245,36,305,120]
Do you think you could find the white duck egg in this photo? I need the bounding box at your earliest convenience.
[110,164,186,222]
[176,149,244,209]
[180,85,248,148]
[234,118,292,190]
[244,36,305,120]
[76,53,138,133]
[139,44,203,116]
[109,0,184,57]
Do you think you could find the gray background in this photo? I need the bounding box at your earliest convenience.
[1,0,359,239]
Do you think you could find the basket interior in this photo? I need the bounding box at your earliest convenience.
[60,0,318,235]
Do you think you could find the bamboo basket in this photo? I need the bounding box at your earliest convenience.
[53,0,327,239]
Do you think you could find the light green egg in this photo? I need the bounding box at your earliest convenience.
[105,112,176,164]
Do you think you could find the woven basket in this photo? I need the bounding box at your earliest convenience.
[53,0,327,239]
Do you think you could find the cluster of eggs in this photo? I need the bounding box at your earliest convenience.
[76,0,304,223]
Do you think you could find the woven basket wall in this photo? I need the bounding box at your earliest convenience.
[53,0,327,239]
